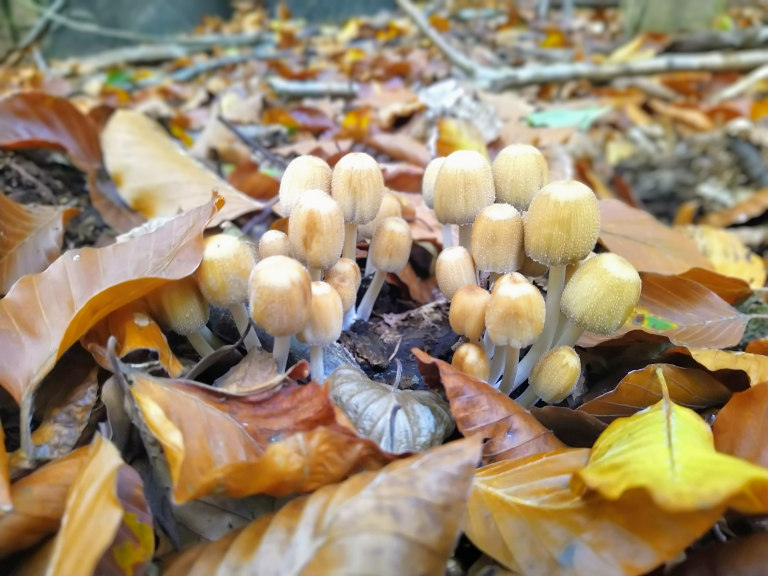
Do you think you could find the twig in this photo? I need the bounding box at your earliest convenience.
[665,26,768,53]
[267,77,359,98]
[67,44,191,74]
[2,0,66,65]
[709,62,768,103]
[217,115,289,171]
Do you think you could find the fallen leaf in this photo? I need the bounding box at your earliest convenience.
[580,272,749,348]
[328,364,454,453]
[678,267,753,305]
[163,437,481,576]
[668,531,768,576]
[698,189,768,227]
[572,377,768,514]
[468,448,722,576]
[365,132,431,166]
[400,192,443,244]
[0,191,79,296]
[666,347,768,389]
[212,347,296,393]
[414,349,564,464]
[599,199,713,274]
[0,425,9,514]
[81,299,184,377]
[102,109,262,227]
[436,117,488,157]
[648,99,714,131]
[0,196,219,456]
[528,406,607,448]
[380,162,424,193]
[0,92,102,172]
[128,373,395,502]
[713,382,768,468]
[579,364,731,422]
[227,161,280,201]
[527,106,611,130]
[87,169,146,234]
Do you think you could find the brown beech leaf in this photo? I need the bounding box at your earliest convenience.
[0,192,79,296]
[400,192,443,244]
[529,406,606,448]
[0,446,89,557]
[678,267,753,305]
[436,117,488,157]
[468,448,723,576]
[579,364,732,422]
[599,199,712,274]
[0,425,9,515]
[380,162,424,193]
[0,196,219,455]
[81,299,184,377]
[0,92,102,172]
[413,349,564,463]
[328,364,454,453]
[698,188,768,228]
[579,273,749,349]
[666,347,768,390]
[365,132,431,166]
[163,437,481,576]
[713,382,768,468]
[17,435,153,576]
[128,373,396,503]
[669,531,768,576]
[102,109,263,227]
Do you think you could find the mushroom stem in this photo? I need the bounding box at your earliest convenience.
[364,252,375,277]
[273,335,291,373]
[199,325,224,348]
[356,269,387,322]
[309,267,323,281]
[229,303,261,350]
[488,347,505,387]
[343,222,358,260]
[187,331,215,357]
[482,330,495,358]
[515,385,539,408]
[499,346,520,395]
[458,224,472,252]
[554,320,584,349]
[309,345,325,382]
[342,306,357,330]
[442,224,453,249]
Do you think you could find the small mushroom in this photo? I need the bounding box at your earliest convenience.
[288,189,344,281]
[516,345,581,408]
[436,246,477,300]
[258,229,291,260]
[278,155,332,215]
[452,342,490,382]
[298,281,343,382]
[471,203,525,283]
[324,257,362,330]
[492,144,549,211]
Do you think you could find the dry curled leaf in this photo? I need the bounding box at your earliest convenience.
[163,437,481,576]
[0,192,79,296]
[698,188,768,228]
[666,346,768,389]
[414,349,564,464]
[102,109,262,227]
[328,364,454,453]
[713,382,768,468]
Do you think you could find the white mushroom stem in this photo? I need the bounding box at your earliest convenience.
[488,347,505,387]
[442,224,453,249]
[186,331,215,357]
[356,269,387,322]
[364,252,375,277]
[343,222,358,260]
[309,267,323,281]
[458,224,472,252]
[342,306,357,330]
[273,335,291,373]
[499,346,520,396]
[482,330,496,360]
[309,345,325,382]
[229,303,261,351]
[515,385,539,408]
[554,321,584,349]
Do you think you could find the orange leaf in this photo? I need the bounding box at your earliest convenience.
[648,99,714,131]
[163,438,480,575]
[102,110,262,227]
[540,27,569,48]
[0,92,102,172]
[380,162,424,193]
[666,346,768,390]
[128,373,396,503]
[677,267,753,305]
[414,349,564,464]
[436,117,488,158]
[81,300,184,377]
[579,364,731,422]
[227,161,280,201]
[338,107,375,141]
[365,132,431,167]
[428,13,451,32]
[750,99,768,121]
[713,382,768,468]
[0,197,219,456]
[0,192,79,295]
[599,199,712,274]
[698,188,768,228]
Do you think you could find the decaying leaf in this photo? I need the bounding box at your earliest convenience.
[328,364,454,453]
[713,382,768,468]
[666,346,768,389]
[579,364,732,422]
[668,531,768,576]
[572,375,768,514]
[697,188,768,228]
[0,196,219,456]
[677,267,753,305]
[102,109,262,227]
[127,372,395,503]
[0,425,10,515]
[468,448,723,576]
[436,117,488,157]
[599,199,712,274]
[163,437,481,576]
[0,192,79,296]
[414,349,564,463]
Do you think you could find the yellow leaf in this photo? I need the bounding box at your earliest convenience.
[572,369,768,514]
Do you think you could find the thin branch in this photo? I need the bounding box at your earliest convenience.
[1,0,66,65]
[665,26,768,53]
[267,77,359,98]
[709,62,768,103]
[217,116,289,171]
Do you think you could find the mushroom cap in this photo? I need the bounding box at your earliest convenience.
[145,276,208,336]
[279,155,332,215]
[449,284,491,342]
[331,152,385,225]
[248,255,311,337]
[529,346,581,403]
[324,257,362,313]
[560,252,641,335]
[369,216,413,273]
[421,157,445,210]
[452,342,490,381]
[485,273,546,348]
[195,234,257,307]
[298,281,343,346]
[288,189,345,270]
[433,150,495,226]
[436,246,477,300]
[492,144,549,210]
[471,203,524,274]
[258,229,291,260]
[523,180,600,266]
[358,191,403,239]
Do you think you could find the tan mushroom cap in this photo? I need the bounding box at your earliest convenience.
[492,144,549,211]
[248,255,312,337]
[331,152,385,224]
[529,346,581,403]
[449,284,491,343]
[358,191,403,239]
[258,229,291,260]
[289,189,345,270]
[485,273,545,348]
[195,234,256,307]
[452,342,490,381]
[324,258,362,313]
[436,246,477,300]
[145,276,208,335]
[421,157,445,210]
[433,150,495,226]
[298,281,343,346]
[369,216,412,273]
[471,203,525,274]
[279,155,332,215]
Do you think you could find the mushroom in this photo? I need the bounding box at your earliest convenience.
[516,345,581,408]
[258,229,291,260]
[360,191,403,276]
[298,281,343,382]
[278,155,332,215]
[449,284,491,345]
[324,257,362,330]
[194,234,260,350]
[248,255,312,373]
[356,216,413,322]
[432,150,495,251]
[492,144,549,211]
[452,342,490,382]
[288,189,344,281]
[422,156,445,211]
[331,152,384,261]
[435,246,477,300]
[470,203,525,284]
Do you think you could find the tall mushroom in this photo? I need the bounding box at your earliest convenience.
[288,189,344,281]
[492,144,549,211]
[298,281,343,382]
[516,345,581,408]
[470,203,525,283]
[278,155,332,215]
